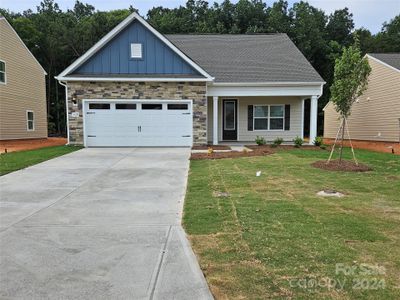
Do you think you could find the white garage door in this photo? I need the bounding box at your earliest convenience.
[84,100,193,147]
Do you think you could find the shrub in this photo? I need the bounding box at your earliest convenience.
[273,137,284,146]
[293,136,303,148]
[255,136,266,146]
[313,136,323,147]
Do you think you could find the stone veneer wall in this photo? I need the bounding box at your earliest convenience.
[67,81,207,145]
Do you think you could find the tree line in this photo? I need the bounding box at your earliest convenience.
[1,0,399,136]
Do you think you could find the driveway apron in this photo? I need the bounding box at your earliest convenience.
[0,148,213,300]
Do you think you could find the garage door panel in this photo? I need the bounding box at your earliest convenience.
[84,101,192,147]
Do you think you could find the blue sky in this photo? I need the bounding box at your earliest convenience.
[1,0,399,33]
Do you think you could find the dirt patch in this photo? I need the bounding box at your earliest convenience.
[324,138,400,155]
[0,138,67,153]
[192,145,231,150]
[311,159,372,172]
[191,148,274,160]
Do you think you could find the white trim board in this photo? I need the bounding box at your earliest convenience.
[55,76,211,82]
[0,17,47,75]
[57,12,213,80]
[208,84,324,97]
[366,54,400,74]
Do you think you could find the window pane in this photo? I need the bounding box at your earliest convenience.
[270,105,284,117]
[270,118,284,130]
[168,104,188,110]
[254,106,268,118]
[0,61,4,72]
[142,104,162,110]
[27,111,34,121]
[0,72,5,83]
[28,121,34,130]
[224,101,235,129]
[254,118,268,130]
[116,103,136,109]
[89,103,110,110]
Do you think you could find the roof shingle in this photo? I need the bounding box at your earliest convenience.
[166,34,324,83]
[368,53,400,71]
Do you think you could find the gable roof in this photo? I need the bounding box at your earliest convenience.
[367,53,400,72]
[166,34,324,83]
[0,17,47,75]
[57,12,213,81]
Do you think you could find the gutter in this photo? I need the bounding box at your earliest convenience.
[57,80,70,145]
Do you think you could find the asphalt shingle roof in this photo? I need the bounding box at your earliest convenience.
[368,53,400,71]
[166,34,324,83]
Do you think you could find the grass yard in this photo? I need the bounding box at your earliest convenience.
[183,148,400,299]
[0,145,82,176]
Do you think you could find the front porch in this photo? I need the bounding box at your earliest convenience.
[207,94,319,146]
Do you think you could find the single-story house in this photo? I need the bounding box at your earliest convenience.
[56,12,324,147]
[0,16,47,140]
[324,53,400,150]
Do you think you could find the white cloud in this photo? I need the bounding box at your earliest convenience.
[2,0,398,33]
[305,0,400,33]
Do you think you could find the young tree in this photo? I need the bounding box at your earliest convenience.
[329,44,371,163]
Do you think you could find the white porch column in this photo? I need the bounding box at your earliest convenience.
[309,95,318,145]
[301,98,305,140]
[213,96,219,145]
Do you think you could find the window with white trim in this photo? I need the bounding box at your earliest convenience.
[253,105,284,130]
[27,111,34,131]
[254,105,268,130]
[130,43,142,59]
[269,105,284,130]
[0,60,5,84]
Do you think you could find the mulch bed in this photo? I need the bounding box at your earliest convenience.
[191,148,275,160]
[311,159,372,172]
[192,145,231,150]
[245,144,327,151]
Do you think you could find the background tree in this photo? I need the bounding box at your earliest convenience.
[1,0,397,138]
[329,45,371,163]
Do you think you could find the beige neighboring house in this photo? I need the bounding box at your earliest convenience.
[0,16,47,140]
[324,53,400,151]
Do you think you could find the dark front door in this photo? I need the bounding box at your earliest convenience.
[222,99,237,141]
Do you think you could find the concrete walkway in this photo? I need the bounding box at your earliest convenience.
[0,148,213,300]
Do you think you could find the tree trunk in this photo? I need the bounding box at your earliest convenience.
[47,65,52,127]
[339,117,346,162]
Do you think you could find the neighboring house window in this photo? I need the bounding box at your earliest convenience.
[27,111,34,131]
[253,105,284,130]
[0,60,5,84]
[130,43,142,59]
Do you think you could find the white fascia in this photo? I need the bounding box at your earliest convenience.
[55,76,212,82]
[207,81,325,97]
[57,12,213,80]
[366,54,400,74]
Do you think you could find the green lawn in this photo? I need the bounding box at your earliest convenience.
[0,145,82,176]
[183,148,400,299]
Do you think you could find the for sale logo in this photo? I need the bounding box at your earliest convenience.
[288,263,386,291]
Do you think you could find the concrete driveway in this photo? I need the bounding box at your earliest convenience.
[0,148,213,300]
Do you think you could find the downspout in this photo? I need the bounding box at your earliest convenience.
[57,80,70,145]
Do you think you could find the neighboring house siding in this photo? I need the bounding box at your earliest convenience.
[67,81,207,145]
[207,96,302,142]
[75,20,199,76]
[0,19,47,140]
[324,57,400,142]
